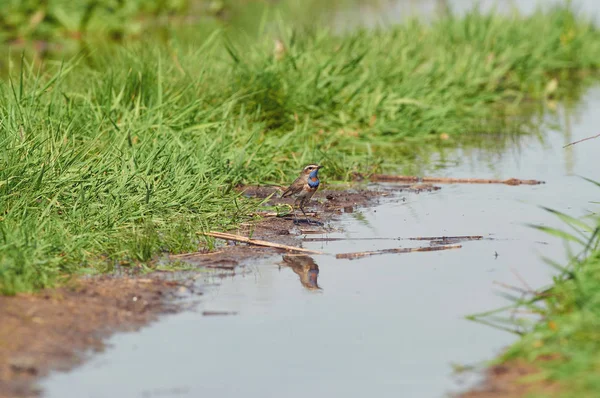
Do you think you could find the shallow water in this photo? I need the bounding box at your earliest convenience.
[40,0,600,396]
[40,78,600,397]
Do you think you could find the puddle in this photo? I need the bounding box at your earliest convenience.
[39,83,600,397]
[38,0,600,396]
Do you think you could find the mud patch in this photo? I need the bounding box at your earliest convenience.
[460,360,560,398]
[178,187,380,268]
[0,277,186,398]
[183,185,435,267]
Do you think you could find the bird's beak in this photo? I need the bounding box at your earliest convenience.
[317,165,323,169]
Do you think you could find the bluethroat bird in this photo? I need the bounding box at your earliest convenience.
[281,164,323,224]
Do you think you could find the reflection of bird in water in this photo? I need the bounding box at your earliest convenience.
[281,254,321,290]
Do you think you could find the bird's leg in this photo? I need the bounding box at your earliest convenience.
[292,199,299,224]
[300,201,312,225]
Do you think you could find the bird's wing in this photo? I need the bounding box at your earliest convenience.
[281,177,304,198]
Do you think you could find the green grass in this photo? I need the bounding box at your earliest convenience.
[1,5,600,294]
[469,179,600,397]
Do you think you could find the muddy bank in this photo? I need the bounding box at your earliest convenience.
[180,184,438,268]
[0,276,186,398]
[1,184,435,398]
[459,360,560,398]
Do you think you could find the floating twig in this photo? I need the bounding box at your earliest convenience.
[202,260,238,270]
[303,237,395,242]
[202,311,238,316]
[367,174,544,185]
[303,235,484,242]
[201,231,323,255]
[336,244,461,260]
[563,132,600,148]
[409,235,483,241]
[299,229,328,234]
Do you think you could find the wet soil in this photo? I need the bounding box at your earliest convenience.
[182,184,438,268]
[0,276,185,398]
[0,183,437,398]
[459,360,560,398]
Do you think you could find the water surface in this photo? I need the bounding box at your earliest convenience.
[39,0,600,396]
[40,83,600,397]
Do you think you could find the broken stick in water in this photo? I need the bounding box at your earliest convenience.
[303,237,397,242]
[563,132,600,148]
[303,235,484,243]
[336,244,462,260]
[408,235,484,241]
[201,231,323,255]
[366,174,544,185]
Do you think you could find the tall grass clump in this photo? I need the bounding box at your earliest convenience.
[1,6,600,294]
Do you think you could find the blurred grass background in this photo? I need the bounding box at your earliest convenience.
[0,1,375,45]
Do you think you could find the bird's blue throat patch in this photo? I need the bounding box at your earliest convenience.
[308,169,320,188]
